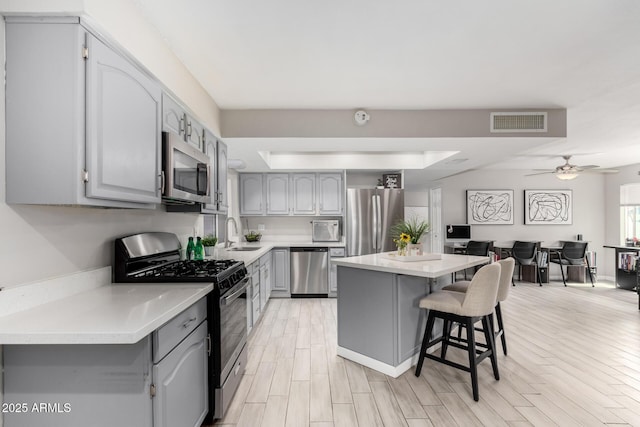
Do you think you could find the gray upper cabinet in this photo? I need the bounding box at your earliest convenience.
[318,173,343,215]
[266,174,290,215]
[185,114,205,151]
[240,174,264,215]
[162,93,204,151]
[5,17,161,208]
[85,34,162,204]
[239,172,344,216]
[201,132,218,213]
[217,140,229,213]
[162,93,186,137]
[291,174,317,215]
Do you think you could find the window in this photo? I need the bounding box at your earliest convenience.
[620,183,640,245]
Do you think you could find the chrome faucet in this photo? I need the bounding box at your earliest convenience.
[224,217,238,248]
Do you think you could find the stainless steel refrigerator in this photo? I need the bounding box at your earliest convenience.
[346,188,405,256]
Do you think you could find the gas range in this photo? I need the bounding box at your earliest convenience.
[113,232,249,422]
[113,232,247,295]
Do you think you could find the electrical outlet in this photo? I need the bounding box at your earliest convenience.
[258,224,265,231]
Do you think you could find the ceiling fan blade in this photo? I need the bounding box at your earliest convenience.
[580,168,619,174]
[576,165,599,170]
[525,171,555,176]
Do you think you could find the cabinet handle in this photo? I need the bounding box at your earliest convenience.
[179,117,185,134]
[206,164,211,198]
[159,172,165,194]
[207,334,211,356]
[187,122,193,138]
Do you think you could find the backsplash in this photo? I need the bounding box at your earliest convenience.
[243,216,342,241]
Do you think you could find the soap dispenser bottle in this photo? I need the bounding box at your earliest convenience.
[194,237,204,261]
[186,236,195,260]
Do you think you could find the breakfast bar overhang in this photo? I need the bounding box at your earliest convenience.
[332,252,488,378]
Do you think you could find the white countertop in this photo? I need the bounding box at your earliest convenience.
[208,240,345,265]
[332,252,489,278]
[0,283,212,345]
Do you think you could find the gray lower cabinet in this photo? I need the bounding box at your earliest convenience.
[3,298,208,427]
[6,17,162,208]
[337,267,446,369]
[271,248,291,296]
[249,261,261,327]
[153,322,208,427]
[260,251,273,311]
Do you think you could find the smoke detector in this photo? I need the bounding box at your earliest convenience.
[354,110,370,126]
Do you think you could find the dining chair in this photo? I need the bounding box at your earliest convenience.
[459,240,492,280]
[415,263,501,401]
[511,241,542,286]
[549,241,594,286]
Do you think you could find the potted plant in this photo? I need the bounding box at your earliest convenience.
[201,234,218,256]
[391,216,430,255]
[244,230,262,242]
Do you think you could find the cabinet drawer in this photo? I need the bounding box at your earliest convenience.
[153,298,207,363]
[330,247,345,257]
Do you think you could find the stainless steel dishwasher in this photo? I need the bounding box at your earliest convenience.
[290,247,329,297]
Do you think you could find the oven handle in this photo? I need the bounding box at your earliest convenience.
[221,276,250,306]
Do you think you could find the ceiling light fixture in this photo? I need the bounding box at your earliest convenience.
[555,170,578,180]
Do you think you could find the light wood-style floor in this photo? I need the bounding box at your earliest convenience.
[210,280,640,426]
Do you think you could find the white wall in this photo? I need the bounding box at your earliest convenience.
[408,169,609,279]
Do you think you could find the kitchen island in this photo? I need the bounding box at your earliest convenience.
[332,252,488,377]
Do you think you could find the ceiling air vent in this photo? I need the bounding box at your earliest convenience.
[490,112,547,133]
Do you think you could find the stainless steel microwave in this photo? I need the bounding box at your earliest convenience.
[162,132,211,204]
[312,220,341,242]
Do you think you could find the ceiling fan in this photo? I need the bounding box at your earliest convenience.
[526,155,618,180]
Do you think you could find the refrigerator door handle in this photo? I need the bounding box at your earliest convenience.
[371,195,378,251]
[375,195,382,252]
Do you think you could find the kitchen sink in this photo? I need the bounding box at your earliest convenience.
[227,247,262,251]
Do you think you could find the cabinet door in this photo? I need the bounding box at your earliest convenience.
[318,173,343,215]
[266,174,290,215]
[153,322,208,427]
[217,140,229,213]
[291,174,316,215]
[85,34,162,204]
[240,174,264,215]
[260,264,268,311]
[247,285,253,333]
[272,248,290,292]
[185,114,204,150]
[330,262,338,293]
[202,132,218,213]
[162,93,185,137]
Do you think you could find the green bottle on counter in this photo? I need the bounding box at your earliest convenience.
[186,236,195,260]
[194,237,204,260]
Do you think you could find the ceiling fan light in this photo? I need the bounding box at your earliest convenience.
[556,171,578,180]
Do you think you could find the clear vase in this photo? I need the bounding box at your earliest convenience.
[397,246,407,256]
[407,243,423,256]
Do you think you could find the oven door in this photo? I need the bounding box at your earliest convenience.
[219,276,249,382]
[162,131,211,204]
